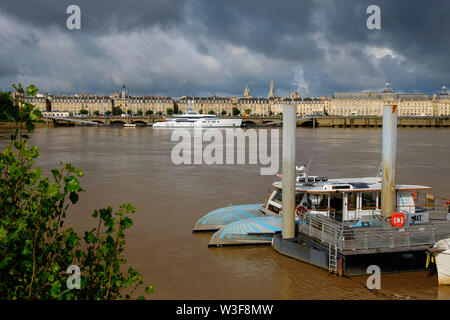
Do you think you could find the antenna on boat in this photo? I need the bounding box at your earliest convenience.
[305,158,313,175]
[377,161,383,177]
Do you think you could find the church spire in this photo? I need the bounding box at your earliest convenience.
[268,80,274,98]
[243,83,252,98]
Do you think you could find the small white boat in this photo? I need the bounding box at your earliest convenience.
[431,239,450,285]
[124,123,136,127]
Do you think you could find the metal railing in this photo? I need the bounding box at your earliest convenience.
[298,209,450,252]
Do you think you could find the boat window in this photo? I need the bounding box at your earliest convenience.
[272,189,282,203]
[348,193,357,210]
[362,192,377,209]
[329,193,343,220]
[296,193,306,206]
[307,194,328,211]
[332,185,351,190]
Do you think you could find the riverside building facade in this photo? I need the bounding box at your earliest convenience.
[20,82,450,117]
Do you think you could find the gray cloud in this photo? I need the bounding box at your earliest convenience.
[0,0,448,97]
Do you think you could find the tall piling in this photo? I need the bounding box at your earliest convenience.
[381,104,398,219]
[281,105,297,239]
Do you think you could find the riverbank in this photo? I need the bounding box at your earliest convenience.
[0,121,51,128]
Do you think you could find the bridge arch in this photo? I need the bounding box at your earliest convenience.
[110,120,126,125]
[297,119,314,127]
[242,120,258,127]
[132,120,148,125]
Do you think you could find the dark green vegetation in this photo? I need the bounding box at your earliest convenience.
[0,84,153,299]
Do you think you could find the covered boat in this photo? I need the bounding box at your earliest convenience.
[193,165,442,246]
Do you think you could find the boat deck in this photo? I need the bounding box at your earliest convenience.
[297,210,450,255]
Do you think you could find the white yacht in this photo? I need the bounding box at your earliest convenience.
[152,100,242,128]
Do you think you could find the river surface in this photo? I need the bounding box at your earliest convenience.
[1,126,449,300]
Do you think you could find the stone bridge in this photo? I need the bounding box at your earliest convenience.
[300,116,450,128]
[45,115,450,127]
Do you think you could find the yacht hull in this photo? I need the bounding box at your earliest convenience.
[153,119,242,128]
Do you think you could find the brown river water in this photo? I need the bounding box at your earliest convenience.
[0,126,449,300]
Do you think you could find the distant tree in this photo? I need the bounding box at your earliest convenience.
[208,110,215,115]
[245,108,252,115]
[166,108,174,115]
[199,109,203,114]
[137,109,143,116]
[112,107,123,116]
[105,110,112,116]
[178,110,183,114]
[127,109,132,115]
[145,110,153,116]
[232,107,241,116]
[80,109,89,115]
[221,110,227,116]
[93,110,99,116]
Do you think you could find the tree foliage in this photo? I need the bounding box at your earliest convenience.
[0,84,153,299]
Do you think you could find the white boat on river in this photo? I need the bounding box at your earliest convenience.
[153,100,242,128]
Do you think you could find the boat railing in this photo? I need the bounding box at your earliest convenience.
[298,207,450,252]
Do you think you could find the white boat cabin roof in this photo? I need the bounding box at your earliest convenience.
[272,176,432,193]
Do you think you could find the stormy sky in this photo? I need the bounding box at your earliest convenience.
[0,0,449,97]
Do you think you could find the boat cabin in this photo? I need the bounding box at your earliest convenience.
[264,176,433,227]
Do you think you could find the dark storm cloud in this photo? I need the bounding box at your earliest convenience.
[0,0,187,31]
[0,0,449,97]
[188,0,322,62]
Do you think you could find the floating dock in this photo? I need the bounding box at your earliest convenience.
[272,211,450,276]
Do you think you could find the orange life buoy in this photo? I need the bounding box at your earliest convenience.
[391,212,405,228]
[295,204,307,216]
[411,192,417,202]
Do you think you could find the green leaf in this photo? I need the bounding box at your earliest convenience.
[0,228,7,240]
[50,281,61,297]
[30,108,42,121]
[69,192,79,204]
[66,178,80,192]
[145,285,154,294]
[26,84,39,97]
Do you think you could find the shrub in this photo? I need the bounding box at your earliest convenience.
[0,84,153,299]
